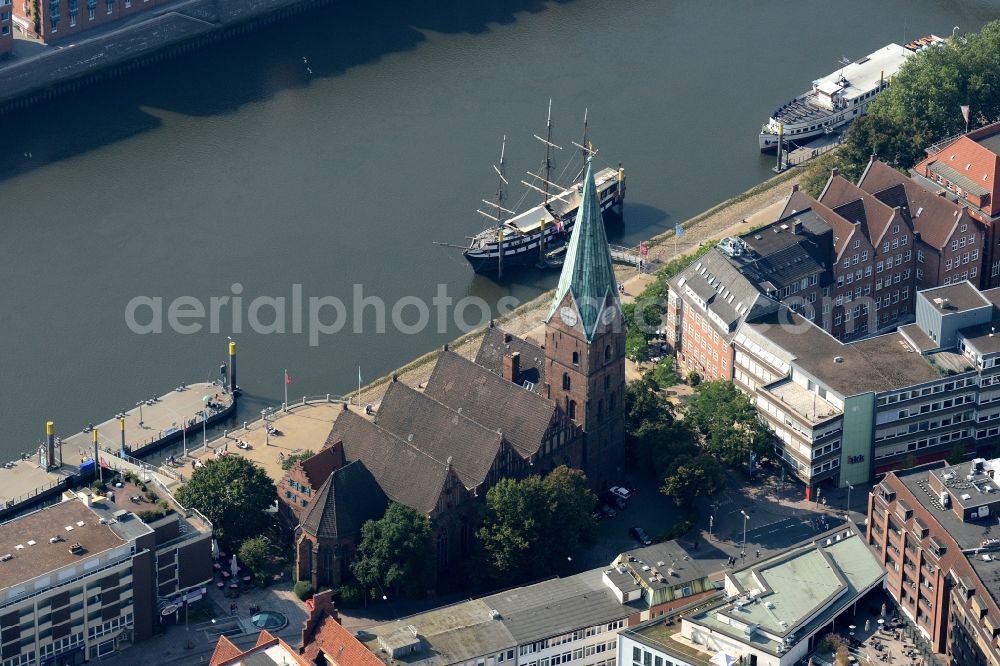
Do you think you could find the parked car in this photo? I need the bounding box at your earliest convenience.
[610,486,633,501]
[629,526,652,546]
[600,504,617,518]
[601,491,626,510]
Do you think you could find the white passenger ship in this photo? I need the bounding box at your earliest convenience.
[758,35,943,152]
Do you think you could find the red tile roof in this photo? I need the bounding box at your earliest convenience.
[916,125,1000,216]
[302,614,383,666]
[210,632,310,666]
[208,636,243,666]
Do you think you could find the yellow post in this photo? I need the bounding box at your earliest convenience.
[539,218,547,263]
[228,340,237,392]
[120,416,126,456]
[45,421,56,469]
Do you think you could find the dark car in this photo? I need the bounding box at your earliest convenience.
[629,526,652,546]
[601,504,617,518]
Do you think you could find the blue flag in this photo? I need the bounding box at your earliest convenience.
[675,224,685,237]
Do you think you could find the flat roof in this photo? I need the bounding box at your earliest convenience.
[0,499,128,590]
[363,569,631,664]
[763,379,841,425]
[898,323,939,353]
[895,464,1000,551]
[957,320,1000,356]
[743,310,939,396]
[890,464,1000,610]
[613,541,711,592]
[686,526,884,654]
[920,281,992,313]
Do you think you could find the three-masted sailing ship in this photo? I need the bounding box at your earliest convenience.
[459,104,626,275]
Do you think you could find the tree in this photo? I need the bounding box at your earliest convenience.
[175,456,276,550]
[281,450,315,471]
[477,466,596,582]
[661,453,724,506]
[625,374,697,478]
[626,328,649,362]
[351,503,433,599]
[684,381,770,468]
[650,357,678,387]
[239,536,277,586]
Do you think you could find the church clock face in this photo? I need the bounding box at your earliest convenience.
[559,306,578,327]
[601,306,616,325]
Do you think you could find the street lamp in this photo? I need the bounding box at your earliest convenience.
[136,401,145,427]
[846,484,854,520]
[202,409,208,446]
[740,510,750,556]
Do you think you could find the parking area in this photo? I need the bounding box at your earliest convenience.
[571,473,687,571]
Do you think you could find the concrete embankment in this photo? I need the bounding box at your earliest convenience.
[352,168,802,404]
[0,0,333,114]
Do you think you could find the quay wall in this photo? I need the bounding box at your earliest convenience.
[0,0,336,115]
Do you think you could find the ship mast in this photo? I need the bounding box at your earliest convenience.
[533,99,561,205]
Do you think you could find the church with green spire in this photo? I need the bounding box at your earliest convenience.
[542,158,626,489]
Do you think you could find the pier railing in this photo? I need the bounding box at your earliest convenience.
[180,393,350,460]
[1,477,67,511]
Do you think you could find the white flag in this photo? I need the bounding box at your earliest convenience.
[961,105,970,124]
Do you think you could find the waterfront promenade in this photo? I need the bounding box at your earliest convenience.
[60,380,233,457]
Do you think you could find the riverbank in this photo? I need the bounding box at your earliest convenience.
[0,0,331,114]
[350,168,802,405]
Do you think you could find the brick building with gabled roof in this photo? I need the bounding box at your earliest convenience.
[858,158,984,291]
[424,350,581,471]
[276,443,344,535]
[913,121,1000,287]
[375,379,519,492]
[286,160,625,592]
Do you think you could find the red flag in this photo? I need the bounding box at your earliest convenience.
[961,105,970,124]
[285,371,293,385]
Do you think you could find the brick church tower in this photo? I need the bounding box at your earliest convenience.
[543,158,626,490]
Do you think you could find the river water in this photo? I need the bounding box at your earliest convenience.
[1,0,998,458]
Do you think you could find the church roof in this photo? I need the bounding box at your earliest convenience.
[298,460,388,541]
[475,327,546,387]
[545,159,620,341]
[425,351,558,460]
[328,409,451,516]
[375,381,503,491]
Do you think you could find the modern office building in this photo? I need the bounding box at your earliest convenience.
[867,457,1000,665]
[619,524,884,666]
[730,280,1000,491]
[0,480,212,666]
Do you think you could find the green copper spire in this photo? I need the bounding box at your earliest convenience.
[546,158,620,341]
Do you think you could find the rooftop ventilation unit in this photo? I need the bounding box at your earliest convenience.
[49,536,63,544]
[834,356,844,363]
[489,609,501,620]
[0,554,11,562]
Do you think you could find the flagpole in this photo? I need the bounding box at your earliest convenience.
[357,366,362,407]
[284,369,288,409]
